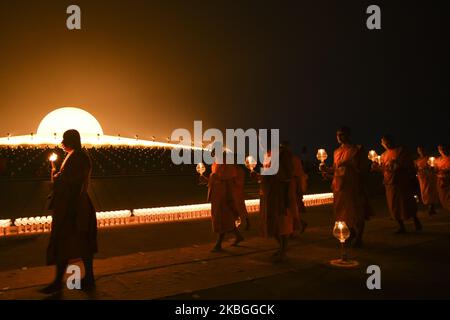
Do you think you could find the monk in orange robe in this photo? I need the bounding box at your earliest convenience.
[255,146,298,262]
[233,164,250,230]
[204,147,244,252]
[435,144,450,211]
[282,141,308,234]
[373,135,422,233]
[415,146,439,215]
[320,126,370,247]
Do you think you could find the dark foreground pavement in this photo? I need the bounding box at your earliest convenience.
[1,198,450,300]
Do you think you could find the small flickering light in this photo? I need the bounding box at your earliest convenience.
[427,156,436,167]
[316,149,328,163]
[368,150,378,162]
[196,162,206,176]
[376,155,382,165]
[245,155,257,172]
[330,221,359,267]
[49,153,58,162]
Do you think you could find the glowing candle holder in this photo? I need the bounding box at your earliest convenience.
[196,162,206,176]
[329,221,359,267]
[245,156,257,173]
[316,149,328,164]
[428,157,436,168]
[368,150,378,162]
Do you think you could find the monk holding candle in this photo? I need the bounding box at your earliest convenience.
[233,163,250,230]
[204,143,244,252]
[282,141,308,234]
[320,126,369,247]
[435,144,450,211]
[372,135,422,233]
[254,144,298,262]
[415,146,439,215]
[40,129,98,294]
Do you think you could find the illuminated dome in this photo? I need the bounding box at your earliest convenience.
[37,107,104,139]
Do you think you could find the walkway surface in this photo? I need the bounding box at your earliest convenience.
[1,201,450,300]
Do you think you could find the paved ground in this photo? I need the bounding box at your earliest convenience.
[1,196,449,300]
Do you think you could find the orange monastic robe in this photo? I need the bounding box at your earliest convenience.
[207,162,239,233]
[233,165,249,221]
[381,147,418,220]
[292,155,306,225]
[415,157,439,205]
[435,156,450,211]
[259,150,298,237]
[331,144,366,228]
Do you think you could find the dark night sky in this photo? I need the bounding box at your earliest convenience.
[0,0,448,156]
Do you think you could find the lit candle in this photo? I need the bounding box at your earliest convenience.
[245,155,257,172]
[316,149,328,163]
[49,153,58,162]
[196,162,206,176]
[368,150,378,162]
[427,157,436,167]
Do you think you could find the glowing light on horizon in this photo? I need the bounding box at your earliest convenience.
[0,107,204,150]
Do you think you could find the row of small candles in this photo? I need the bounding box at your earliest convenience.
[0,194,333,237]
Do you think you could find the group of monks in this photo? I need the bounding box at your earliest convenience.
[201,141,309,261]
[202,128,450,262]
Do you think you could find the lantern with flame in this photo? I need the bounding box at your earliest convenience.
[330,221,359,267]
[245,155,257,173]
[427,157,436,168]
[196,162,206,176]
[316,149,328,163]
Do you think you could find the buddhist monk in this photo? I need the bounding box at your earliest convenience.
[282,141,308,234]
[435,144,450,211]
[372,135,422,233]
[204,144,244,252]
[254,145,298,262]
[415,146,439,215]
[40,130,98,294]
[320,126,370,247]
[233,164,250,230]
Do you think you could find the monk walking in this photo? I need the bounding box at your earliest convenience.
[320,126,369,247]
[40,129,98,294]
[253,145,298,262]
[233,164,250,230]
[203,144,244,252]
[435,144,450,211]
[415,146,439,215]
[372,135,422,233]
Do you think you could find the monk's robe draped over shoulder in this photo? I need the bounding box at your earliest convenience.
[331,144,368,227]
[381,147,418,220]
[47,150,98,265]
[207,162,239,233]
[436,156,450,211]
[415,157,439,205]
[259,149,298,237]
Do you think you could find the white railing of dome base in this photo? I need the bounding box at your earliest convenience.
[0,193,333,237]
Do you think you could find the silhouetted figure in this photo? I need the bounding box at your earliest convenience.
[320,126,370,247]
[203,143,244,252]
[254,145,298,262]
[415,146,439,215]
[436,144,450,211]
[40,130,98,294]
[372,135,422,233]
